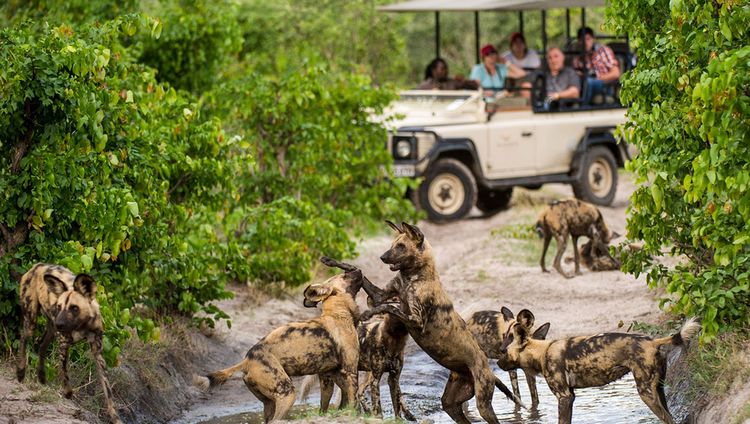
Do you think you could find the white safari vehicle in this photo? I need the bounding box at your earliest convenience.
[381,0,632,221]
[386,91,628,221]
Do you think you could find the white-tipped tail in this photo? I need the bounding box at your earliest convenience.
[678,317,702,344]
[193,374,210,391]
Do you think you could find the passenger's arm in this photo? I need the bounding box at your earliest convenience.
[599,65,621,83]
[553,84,580,100]
[506,62,527,80]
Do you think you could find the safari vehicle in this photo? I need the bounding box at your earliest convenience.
[380,0,633,221]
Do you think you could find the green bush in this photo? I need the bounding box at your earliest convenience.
[608,0,750,341]
[0,18,241,364]
[137,0,243,93]
[217,59,416,285]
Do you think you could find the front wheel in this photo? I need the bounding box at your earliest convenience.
[572,146,618,205]
[418,159,477,222]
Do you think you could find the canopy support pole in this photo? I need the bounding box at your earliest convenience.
[565,9,571,39]
[475,12,480,63]
[541,10,547,55]
[435,12,441,58]
[518,11,524,34]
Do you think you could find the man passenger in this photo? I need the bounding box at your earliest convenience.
[573,27,620,104]
[544,47,580,109]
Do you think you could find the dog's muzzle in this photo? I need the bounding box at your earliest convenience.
[303,299,319,308]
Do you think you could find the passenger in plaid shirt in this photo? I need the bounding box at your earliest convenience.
[573,27,621,104]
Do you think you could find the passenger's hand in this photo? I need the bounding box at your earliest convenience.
[497,55,507,64]
[454,74,465,81]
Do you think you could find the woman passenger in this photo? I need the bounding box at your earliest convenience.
[470,44,527,97]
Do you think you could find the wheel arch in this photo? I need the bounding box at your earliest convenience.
[427,138,485,186]
[571,127,625,175]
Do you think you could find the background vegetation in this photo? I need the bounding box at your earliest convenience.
[0,0,416,367]
[608,0,750,341]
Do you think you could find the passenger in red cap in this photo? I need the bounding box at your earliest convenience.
[470,43,526,96]
[502,32,541,70]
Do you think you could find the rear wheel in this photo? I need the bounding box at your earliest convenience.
[418,159,477,222]
[572,146,618,205]
[476,188,513,215]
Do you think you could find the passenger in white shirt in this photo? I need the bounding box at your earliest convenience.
[501,32,541,70]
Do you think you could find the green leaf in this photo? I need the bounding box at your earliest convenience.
[126,202,139,217]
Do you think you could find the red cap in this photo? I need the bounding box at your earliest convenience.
[480,44,498,57]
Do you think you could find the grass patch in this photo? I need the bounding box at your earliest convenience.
[683,333,750,400]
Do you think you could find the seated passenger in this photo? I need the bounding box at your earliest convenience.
[470,44,527,97]
[417,58,478,90]
[572,27,620,104]
[501,32,541,70]
[544,47,581,109]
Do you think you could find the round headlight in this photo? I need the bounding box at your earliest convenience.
[396,140,412,158]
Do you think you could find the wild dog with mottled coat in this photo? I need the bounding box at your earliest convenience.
[16,264,121,424]
[354,298,415,420]
[498,310,701,424]
[565,236,621,272]
[197,270,362,423]
[536,199,618,278]
[467,307,550,407]
[312,258,415,420]
[342,221,521,424]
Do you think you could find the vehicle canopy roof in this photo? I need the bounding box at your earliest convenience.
[379,0,607,12]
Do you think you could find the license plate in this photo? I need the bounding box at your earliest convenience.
[392,164,416,177]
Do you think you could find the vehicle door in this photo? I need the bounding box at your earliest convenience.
[486,110,537,179]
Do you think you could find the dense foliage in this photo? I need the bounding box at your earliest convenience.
[0,17,240,363]
[608,0,750,340]
[1,0,415,366]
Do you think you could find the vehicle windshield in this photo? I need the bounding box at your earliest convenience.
[394,91,480,112]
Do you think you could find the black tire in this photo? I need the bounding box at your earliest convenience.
[476,188,513,215]
[572,146,618,206]
[418,158,477,222]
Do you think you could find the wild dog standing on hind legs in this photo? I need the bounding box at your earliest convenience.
[16,264,122,424]
[325,221,523,424]
[498,310,701,424]
[536,199,619,278]
[196,269,363,423]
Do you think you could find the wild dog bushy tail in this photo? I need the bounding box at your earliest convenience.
[194,358,250,391]
[654,317,701,347]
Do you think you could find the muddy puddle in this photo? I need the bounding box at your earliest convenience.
[181,348,662,424]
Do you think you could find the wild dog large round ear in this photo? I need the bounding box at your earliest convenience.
[517,309,535,329]
[303,284,333,307]
[532,322,551,340]
[385,220,403,233]
[44,275,68,295]
[500,306,514,321]
[73,274,97,300]
[401,222,424,246]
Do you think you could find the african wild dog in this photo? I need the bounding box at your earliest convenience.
[498,310,701,424]
[16,264,121,424]
[536,199,619,278]
[309,258,415,420]
[336,221,522,424]
[354,298,415,421]
[467,307,550,407]
[564,236,621,272]
[301,301,416,421]
[196,269,363,423]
